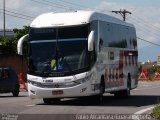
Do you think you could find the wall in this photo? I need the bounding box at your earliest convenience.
[0,54,27,81]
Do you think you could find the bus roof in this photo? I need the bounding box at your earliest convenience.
[31,10,134,28]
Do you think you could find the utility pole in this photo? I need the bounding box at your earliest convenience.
[3,0,5,37]
[112,9,131,22]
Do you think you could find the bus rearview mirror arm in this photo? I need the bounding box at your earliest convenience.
[88,31,95,51]
[17,34,29,55]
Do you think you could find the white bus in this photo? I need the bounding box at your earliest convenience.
[17,11,138,104]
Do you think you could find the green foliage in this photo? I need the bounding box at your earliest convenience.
[148,65,160,75]
[151,104,160,120]
[13,26,29,40]
[0,26,29,54]
[0,36,17,54]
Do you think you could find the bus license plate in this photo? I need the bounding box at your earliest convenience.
[52,90,63,95]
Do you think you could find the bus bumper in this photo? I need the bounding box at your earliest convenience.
[28,81,96,99]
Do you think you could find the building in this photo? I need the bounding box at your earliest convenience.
[0,29,15,36]
[157,56,160,65]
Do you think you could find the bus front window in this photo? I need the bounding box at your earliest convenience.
[29,25,90,77]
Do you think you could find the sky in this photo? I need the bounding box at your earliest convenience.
[0,0,160,62]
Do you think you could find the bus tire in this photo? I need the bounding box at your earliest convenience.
[100,82,104,101]
[114,74,131,98]
[53,98,61,103]
[43,98,52,104]
[114,88,130,98]
[123,73,131,98]
[101,77,105,94]
[93,78,105,104]
[43,98,60,104]
[124,73,131,98]
[127,73,131,89]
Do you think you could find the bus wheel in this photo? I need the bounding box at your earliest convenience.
[114,75,131,98]
[43,98,52,104]
[123,73,131,98]
[122,87,130,98]
[92,81,104,104]
[99,83,104,102]
[43,98,60,104]
[114,88,130,98]
[53,98,61,103]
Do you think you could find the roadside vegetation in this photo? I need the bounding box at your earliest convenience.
[139,65,160,81]
[151,104,160,120]
[0,26,29,54]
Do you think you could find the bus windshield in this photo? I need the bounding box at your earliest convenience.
[29,25,90,77]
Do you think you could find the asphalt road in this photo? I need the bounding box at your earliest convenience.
[0,81,160,120]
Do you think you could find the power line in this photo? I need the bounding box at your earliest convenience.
[0,9,34,19]
[0,11,32,21]
[5,7,37,18]
[43,0,76,10]
[58,0,111,12]
[32,0,110,13]
[129,16,160,40]
[58,0,86,9]
[129,15,160,33]
[30,0,74,11]
[131,14,160,33]
[137,37,160,47]
[128,15,160,39]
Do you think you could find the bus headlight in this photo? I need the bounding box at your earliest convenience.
[28,79,42,87]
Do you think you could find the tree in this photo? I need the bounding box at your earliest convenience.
[0,36,17,54]
[0,26,29,54]
[148,65,160,75]
[13,26,29,40]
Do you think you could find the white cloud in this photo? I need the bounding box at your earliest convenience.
[0,0,59,29]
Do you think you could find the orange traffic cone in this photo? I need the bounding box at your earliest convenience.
[153,68,160,80]
[19,73,28,91]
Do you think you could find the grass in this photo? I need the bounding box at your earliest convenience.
[151,104,160,120]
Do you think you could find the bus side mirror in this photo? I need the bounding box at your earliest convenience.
[88,31,95,51]
[17,34,29,55]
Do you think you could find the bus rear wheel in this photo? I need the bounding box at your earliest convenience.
[114,88,130,98]
[114,75,131,98]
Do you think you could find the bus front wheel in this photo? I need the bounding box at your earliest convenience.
[92,80,105,104]
[43,98,60,104]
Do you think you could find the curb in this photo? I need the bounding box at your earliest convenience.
[133,106,154,120]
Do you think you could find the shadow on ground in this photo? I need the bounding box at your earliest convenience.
[37,94,160,107]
